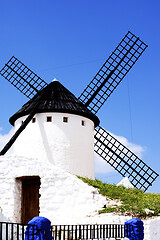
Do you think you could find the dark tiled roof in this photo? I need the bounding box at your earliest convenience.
[9,81,100,127]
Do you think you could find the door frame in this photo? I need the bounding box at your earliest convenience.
[16,176,41,224]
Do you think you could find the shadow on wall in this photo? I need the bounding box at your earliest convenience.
[0,210,9,222]
[37,118,55,165]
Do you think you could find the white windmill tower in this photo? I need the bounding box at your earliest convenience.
[9,79,100,179]
[0,31,158,191]
[0,31,159,224]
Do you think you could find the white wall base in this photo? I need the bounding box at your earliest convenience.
[0,154,159,239]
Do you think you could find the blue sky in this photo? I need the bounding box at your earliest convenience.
[0,1,159,192]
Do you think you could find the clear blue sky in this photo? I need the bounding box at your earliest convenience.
[0,1,159,192]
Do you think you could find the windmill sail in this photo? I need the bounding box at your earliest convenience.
[0,33,158,190]
[94,126,159,191]
[0,106,37,155]
[0,89,49,156]
[0,56,48,99]
[0,56,48,155]
[79,31,148,114]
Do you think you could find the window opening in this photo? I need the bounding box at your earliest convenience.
[32,118,36,123]
[82,120,85,126]
[47,116,52,122]
[63,117,68,123]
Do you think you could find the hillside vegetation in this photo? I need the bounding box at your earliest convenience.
[78,177,160,219]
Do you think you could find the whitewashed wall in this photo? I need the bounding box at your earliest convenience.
[144,217,160,240]
[13,112,95,179]
[0,210,9,222]
[0,154,159,239]
[0,155,105,224]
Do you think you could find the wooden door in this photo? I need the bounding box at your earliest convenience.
[21,176,40,224]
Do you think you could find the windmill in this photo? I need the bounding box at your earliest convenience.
[0,31,158,191]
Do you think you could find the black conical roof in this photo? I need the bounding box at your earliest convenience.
[9,81,100,127]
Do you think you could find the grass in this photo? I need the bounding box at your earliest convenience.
[78,176,160,219]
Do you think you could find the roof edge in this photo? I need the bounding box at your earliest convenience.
[10,109,100,127]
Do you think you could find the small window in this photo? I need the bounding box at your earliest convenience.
[21,120,24,125]
[32,118,36,123]
[47,116,52,122]
[63,117,68,123]
[82,120,85,126]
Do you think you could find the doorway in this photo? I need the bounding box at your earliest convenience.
[18,176,40,224]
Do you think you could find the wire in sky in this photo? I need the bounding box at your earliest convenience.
[127,78,134,142]
[38,58,106,72]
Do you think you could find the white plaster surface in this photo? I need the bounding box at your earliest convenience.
[0,154,107,224]
[0,210,9,222]
[13,112,95,179]
[143,217,160,240]
[0,154,159,239]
